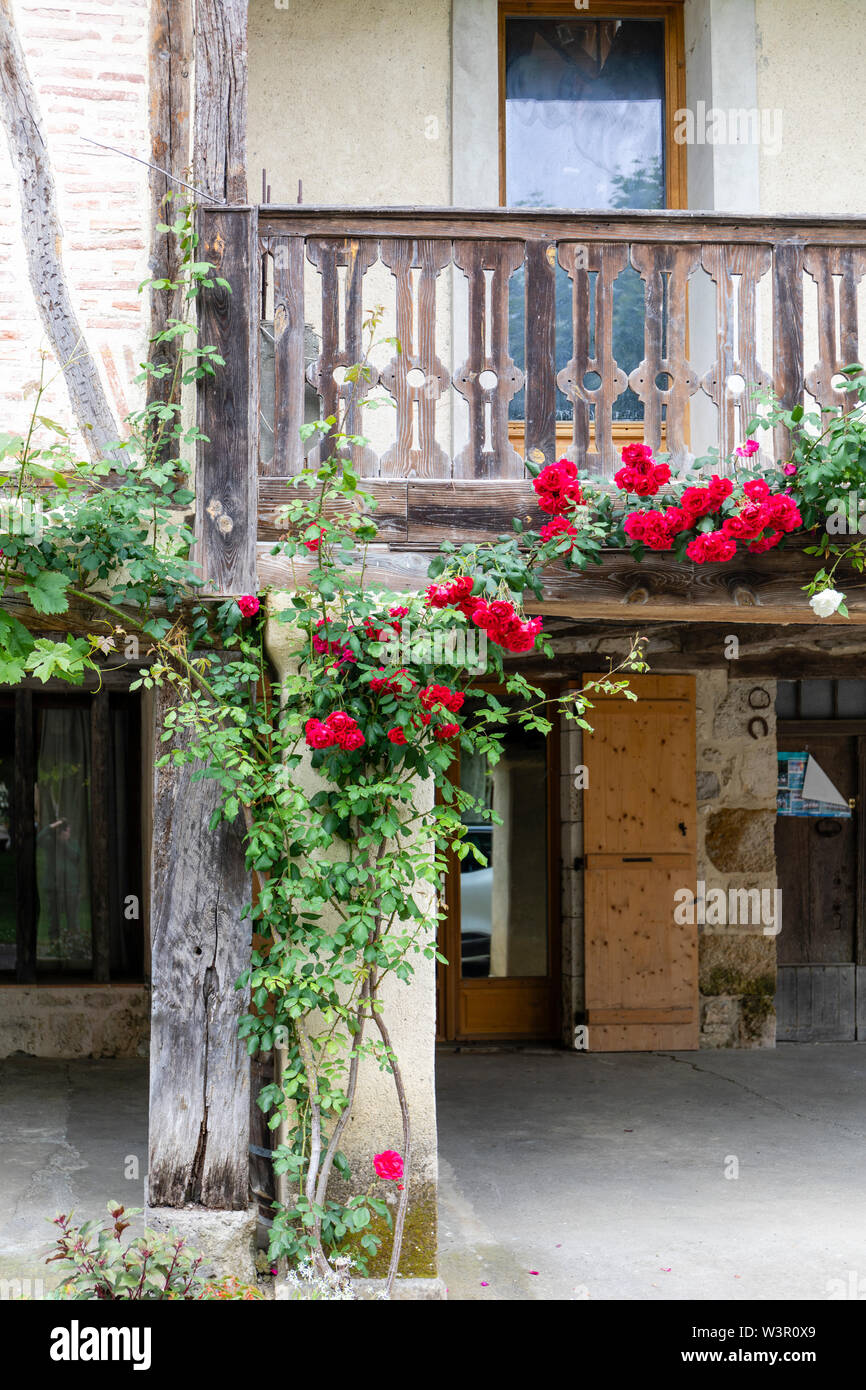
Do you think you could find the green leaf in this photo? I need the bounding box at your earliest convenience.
[21,570,70,615]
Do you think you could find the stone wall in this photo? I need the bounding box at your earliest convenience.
[0,986,150,1058]
[696,673,778,1048]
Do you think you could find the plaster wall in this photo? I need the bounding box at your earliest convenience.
[263,602,439,1280]
[755,0,866,216]
[247,0,452,205]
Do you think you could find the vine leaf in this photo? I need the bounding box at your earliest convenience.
[21,570,70,615]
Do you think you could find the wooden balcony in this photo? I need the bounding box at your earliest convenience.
[195,205,866,623]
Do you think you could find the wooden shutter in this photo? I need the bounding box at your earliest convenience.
[582,674,698,1050]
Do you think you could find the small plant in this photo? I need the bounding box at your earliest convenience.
[45,1203,261,1301]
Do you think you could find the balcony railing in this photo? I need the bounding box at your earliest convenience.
[195,205,866,592]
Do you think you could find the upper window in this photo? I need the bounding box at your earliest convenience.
[500,4,686,211]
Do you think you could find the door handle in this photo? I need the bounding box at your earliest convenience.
[622,856,653,862]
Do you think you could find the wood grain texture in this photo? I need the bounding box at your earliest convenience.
[192,0,247,202]
[268,236,306,476]
[305,238,379,475]
[258,535,866,624]
[629,242,701,465]
[452,240,525,478]
[701,243,772,463]
[772,243,805,465]
[557,241,628,475]
[147,0,192,418]
[379,238,451,477]
[258,208,866,245]
[523,239,557,469]
[197,207,258,593]
[803,246,866,411]
[148,684,251,1208]
[583,674,698,1052]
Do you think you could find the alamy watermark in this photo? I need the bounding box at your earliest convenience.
[674,102,783,156]
[674,881,781,935]
[382,623,487,673]
[0,497,44,544]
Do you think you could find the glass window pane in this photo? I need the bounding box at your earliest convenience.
[505,18,666,209]
[836,680,866,718]
[798,680,834,719]
[775,681,798,719]
[35,707,92,972]
[459,718,548,979]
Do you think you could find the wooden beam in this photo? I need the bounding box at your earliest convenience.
[192,0,247,203]
[257,541,866,626]
[147,0,193,416]
[258,206,866,246]
[14,690,35,983]
[197,206,258,594]
[148,684,251,1208]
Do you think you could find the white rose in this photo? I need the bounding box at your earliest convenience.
[809,589,845,618]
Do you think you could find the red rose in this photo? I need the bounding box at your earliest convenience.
[763,493,801,533]
[237,595,260,618]
[747,530,783,554]
[533,458,583,514]
[387,728,407,745]
[686,531,737,563]
[743,478,771,502]
[434,723,460,741]
[305,718,334,749]
[707,475,734,509]
[539,515,578,542]
[373,1150,404,1181]
[621,443,654,466]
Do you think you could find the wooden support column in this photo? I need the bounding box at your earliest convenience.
[148,686,251,1208]
[196,205,258,594]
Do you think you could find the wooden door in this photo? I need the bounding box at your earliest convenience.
[775,732,859,1041]
[582,674,698,1051]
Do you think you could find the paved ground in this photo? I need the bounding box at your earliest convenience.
[3,1048,866,1301]
[0,1058,147,1293]
[437,1044,866,1300]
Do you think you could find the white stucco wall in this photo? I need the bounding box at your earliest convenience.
[247,0,452,205]
[755,0,866,215]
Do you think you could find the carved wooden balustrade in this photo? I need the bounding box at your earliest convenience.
[195,206,866,617]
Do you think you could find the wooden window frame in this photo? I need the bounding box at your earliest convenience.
[498,0,688,211]
[0,687,143,985]
[437,683,562,1043]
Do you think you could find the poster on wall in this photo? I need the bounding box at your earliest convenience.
[776,752,851,818]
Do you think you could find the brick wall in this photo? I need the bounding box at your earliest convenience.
[0,0,150,441]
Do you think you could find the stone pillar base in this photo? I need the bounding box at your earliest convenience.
[145,1205,258,1283]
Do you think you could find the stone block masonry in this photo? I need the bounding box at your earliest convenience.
[0,0,150,440]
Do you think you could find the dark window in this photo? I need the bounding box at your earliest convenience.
[776,680,866,720]
[0,691,143,982]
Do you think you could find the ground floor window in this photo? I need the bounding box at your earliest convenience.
[0,690,143,982]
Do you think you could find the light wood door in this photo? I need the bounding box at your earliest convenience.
[582,674,698,1051]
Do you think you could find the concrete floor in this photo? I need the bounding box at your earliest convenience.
[437,1044,866,1300]
[0,1058,147,1293]
[2,1048,866,1301]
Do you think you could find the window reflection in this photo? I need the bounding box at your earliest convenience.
[459,720,548,979]
[505,18,666,210]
